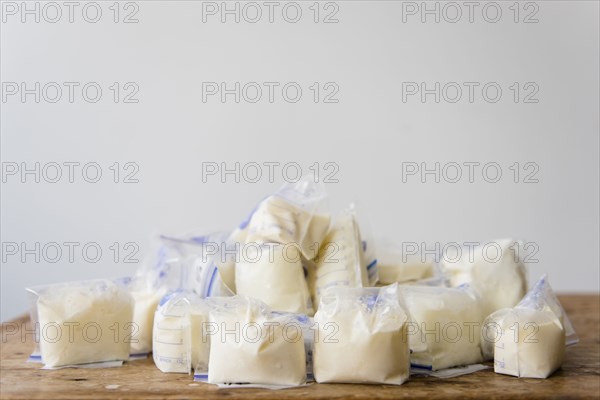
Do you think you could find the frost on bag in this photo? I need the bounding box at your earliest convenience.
[152,291,210,374]
[440,239,528,318]
[481,274,577,379]
[400,285,484,371]
[26,279,134,368]
[206,296,306,386]
[307,205,376,309]
[313,284,410,385]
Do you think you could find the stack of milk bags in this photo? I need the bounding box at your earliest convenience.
[25,176,577,385]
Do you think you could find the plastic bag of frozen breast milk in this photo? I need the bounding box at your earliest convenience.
[481,274,578,379]
[308,206,371,309]
[440,239,528,318]
[26,279,134,368]
[115,276,166,359]
[312,284,410,385]
[400,284,484,371]
[206,296,306,386]
[118,231,231,359]
[377,240,436,284]
[157,230,235,298]
[235,243,313,314]
[245,175,331,260]
[152,291,211,374]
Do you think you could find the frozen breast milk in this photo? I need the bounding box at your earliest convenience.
[313,284,410,385]
[441,239,527,318]
[207,297,306,386]
[152,292,210,373]
[28,279,134,368]
[246,195,330,260]
[213,227,248,293]
[308,212,368,308]
[482,275,576,379]
[378,250,434,284]
[401,285,484,370]
[487,308,565,379]
[235,244,311,314]
[130,287,164,356]
[302,212,332,259]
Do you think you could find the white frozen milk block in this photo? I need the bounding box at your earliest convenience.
[490,308,565,378]
[207,297,306,386]
[235,244,311,314]
[401,285,484,370]
[313,285,410,385]
[441,239,527,318]
[482,275,573,379]
[31,279,134,367]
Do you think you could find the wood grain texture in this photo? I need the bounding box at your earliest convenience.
[1,295,598,399]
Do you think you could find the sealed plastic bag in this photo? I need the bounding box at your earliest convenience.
[207,296,306,386]
[26,279,134,368]
[235,244,312,314]
[308,206,371,308]
[312,284,410,385]
[116,241,177,358]
[152,291,210,374]
[234,177,329,315]
[118,277,166,358]
[123,231,233,358]
[400,285,484,370]
[481,274,577,379]
[244,176,330,260]
[158,231,234,298]
[440,239,527,318]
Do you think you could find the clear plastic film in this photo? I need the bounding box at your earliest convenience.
[156,231,235,297]
[312,283,410,385]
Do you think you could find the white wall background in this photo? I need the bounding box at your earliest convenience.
[1,0,598,321]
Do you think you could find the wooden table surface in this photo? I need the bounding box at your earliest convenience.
[1,295,598,399]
